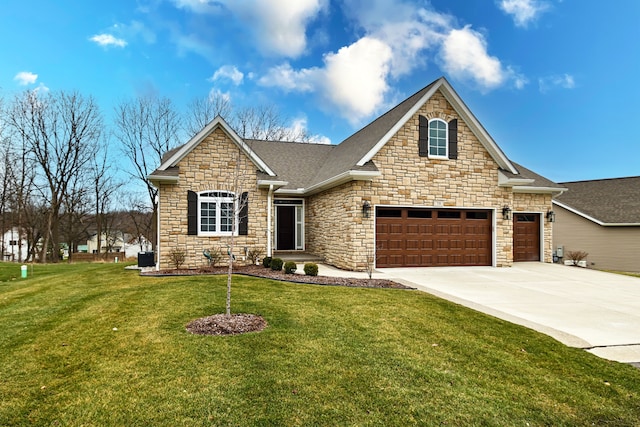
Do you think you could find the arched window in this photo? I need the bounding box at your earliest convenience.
[428,118,448,158]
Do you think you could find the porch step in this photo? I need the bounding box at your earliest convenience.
[273,252,324,263]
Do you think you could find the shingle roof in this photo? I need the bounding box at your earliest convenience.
[501,162,565,190]
[309,81,438,185]
[554,176,640,224]
[247,140,335,190]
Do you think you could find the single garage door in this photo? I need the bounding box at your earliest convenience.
[376,207,492,268]
[513,213,541,262]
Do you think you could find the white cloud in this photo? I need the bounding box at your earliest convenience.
[90,33,127,48]
[290,117,331,144]
[259,37,392,125]
[210,65,244,86]
[258,63,317,92]
[538,73,575,93]
[14,71,38,85]
[440,26,506,91]
[172,0,326,58]
[498,0,550,28]
[225,0,326,57]
[321,37,392,123]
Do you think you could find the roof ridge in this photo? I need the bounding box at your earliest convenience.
[560,176,640,184]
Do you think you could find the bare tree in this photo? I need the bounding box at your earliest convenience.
[113,95,181,251]
[91,143,122,257]
[232,104,310,142]
[5,90,102,262]
[184,92,232,138]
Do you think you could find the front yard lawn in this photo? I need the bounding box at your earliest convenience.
[1,262,639,426]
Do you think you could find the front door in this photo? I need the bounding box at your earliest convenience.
[276,206,296,250]
[513,213,541,262]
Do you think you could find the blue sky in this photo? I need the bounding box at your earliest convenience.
[1,0,639,183]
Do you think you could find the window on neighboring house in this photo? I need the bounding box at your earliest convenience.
[187,190,249,237]
[428,118,447,158]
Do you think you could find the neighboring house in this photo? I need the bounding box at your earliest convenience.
[1,227,29,262]
[149,77,565,271]
[86,232,152,259]
[553,176,640,272]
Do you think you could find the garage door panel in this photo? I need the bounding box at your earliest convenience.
[376,208,492,268]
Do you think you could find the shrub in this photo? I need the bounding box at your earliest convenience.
[566,250,588,266]
[303,263,318,276]
[247,247,264,265]
[270,258,283,271]
[262,256,272,268]
[284,261,297,274]
[203,248,222,267]
[169,249,186,270]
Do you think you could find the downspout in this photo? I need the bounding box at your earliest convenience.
[155,194,160,271]
[267,184,274,257]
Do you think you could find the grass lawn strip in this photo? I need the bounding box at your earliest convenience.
[0,262,639,425]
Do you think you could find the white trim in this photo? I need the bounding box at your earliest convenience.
[148,175,179,185]
[197,191,238,237]
[512,185,567,195]
[274,199,305,251]
[552,200,640,226]
[297,170,381,196]
[267,185,274,257]
[257,180,289,188]
[356,77,518,174]
[498,170,534,187]
[427,118,448,159]
[155,195,160,271]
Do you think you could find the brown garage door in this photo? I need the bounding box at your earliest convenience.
[376,208,492,267]
[513,213,540,262]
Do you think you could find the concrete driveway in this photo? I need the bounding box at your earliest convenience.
[376,263,640,365]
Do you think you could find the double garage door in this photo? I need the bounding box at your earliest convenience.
[376,207,492,268]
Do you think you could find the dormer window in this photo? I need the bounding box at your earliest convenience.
[428,118,448,158]
[418,115,458,160]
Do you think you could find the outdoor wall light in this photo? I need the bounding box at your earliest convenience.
[362,200,372,218]
[546,210,556,223]
[502,205,512,220]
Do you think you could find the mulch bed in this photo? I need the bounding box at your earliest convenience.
[186,313,267,336]
[142,264,412,289]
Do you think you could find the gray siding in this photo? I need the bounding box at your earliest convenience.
[553,205,640,272]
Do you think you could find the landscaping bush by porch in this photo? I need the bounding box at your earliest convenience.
[0,262,639,425]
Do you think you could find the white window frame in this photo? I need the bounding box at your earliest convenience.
[198,191,237,237]
[428,118,448,159]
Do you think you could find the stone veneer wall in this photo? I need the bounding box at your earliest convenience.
[306,90,553,271]
[157,127,268,269]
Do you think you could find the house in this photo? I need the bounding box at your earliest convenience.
[86,232,152,259]
[552,177,640,272]
[1,227,29,262]
[149,77,565,271]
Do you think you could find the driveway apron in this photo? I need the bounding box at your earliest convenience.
[377,263,640,364]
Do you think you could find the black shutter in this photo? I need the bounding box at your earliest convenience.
[187,190,197,235]
[448,119,458,160]
[418,115,429,157]
[238,192,249,236]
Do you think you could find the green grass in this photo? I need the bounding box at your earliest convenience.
[1,263,639,426]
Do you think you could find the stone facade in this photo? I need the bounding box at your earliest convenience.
[306,91,553,270]
[157,89,554,271]
[157,128,268,269]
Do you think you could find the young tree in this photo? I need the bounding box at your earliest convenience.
[6,90,102,262]
[113,95,181,251]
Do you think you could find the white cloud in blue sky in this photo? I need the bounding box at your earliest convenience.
[90,33,127,48]
[14,71,38,85]
[2,0,638,180]
[538,74,576,93]
[210,66,244,86]
[498,0,550,28]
